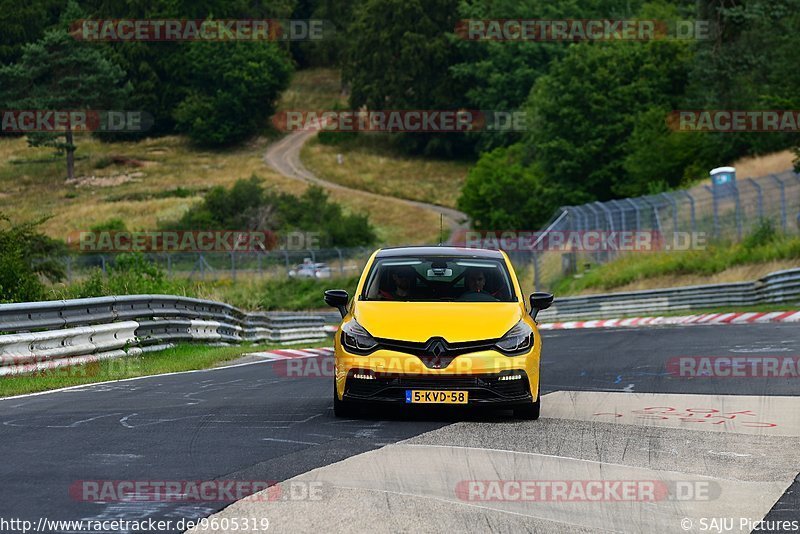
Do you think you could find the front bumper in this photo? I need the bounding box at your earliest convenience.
[343,369,533,405]
[334,345,540,406]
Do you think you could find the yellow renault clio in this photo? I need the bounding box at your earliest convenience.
[324,246,553,419]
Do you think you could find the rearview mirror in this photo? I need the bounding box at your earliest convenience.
[324,289,349,318]
[529,292,554,321]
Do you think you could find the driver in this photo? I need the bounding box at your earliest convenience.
[459,268,498,301]
[465,269,487,293]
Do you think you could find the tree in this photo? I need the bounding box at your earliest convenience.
[457,145,577,230]
[0,0,61,65]
[522,39,692,200]
[450,0,644,153]
[342,0,468,155]
[687,0,800,161]
[0,9,130,180]
[173,40,292,146]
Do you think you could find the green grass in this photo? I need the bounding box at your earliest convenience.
[0,340,331,397]
[48,274,361,311]
[552,233,800,296]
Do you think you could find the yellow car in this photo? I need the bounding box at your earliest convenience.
[324,246,553,419]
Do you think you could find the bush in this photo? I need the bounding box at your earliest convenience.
[163,176,377,248]
[90,218,127,232]
[64,253,181,298]
[0,216,66,303]
[741,218,778,250]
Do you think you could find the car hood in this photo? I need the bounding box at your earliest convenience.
[353,301,524,343]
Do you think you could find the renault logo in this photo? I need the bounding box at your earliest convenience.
[428,339,447,358]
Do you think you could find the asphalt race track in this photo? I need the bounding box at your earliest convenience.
[1,323,798,533]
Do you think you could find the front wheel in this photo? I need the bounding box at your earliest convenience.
[514,384,541,420]
[333,382,356,418]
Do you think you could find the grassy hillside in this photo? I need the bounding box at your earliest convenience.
[0,70,445,245]
[550,231,800,296]
[301,135,470,208]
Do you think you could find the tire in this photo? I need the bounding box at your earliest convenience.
[333,382,356,418]
[514,384,541,420]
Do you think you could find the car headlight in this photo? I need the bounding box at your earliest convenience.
[341,319,378,354]
[495,321,533,355]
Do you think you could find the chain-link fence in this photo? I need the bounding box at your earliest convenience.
[60,247,374,283]
[531,170,800,291]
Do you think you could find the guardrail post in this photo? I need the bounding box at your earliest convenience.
[167,255,173,278]
[661,193,679,234]
[585,203,601,230]
[230,252,236,281]
[679,191,696,234]
[596,202,616,260]
[100,255,107,275]
[732,183,743,241]
[641,197,662,233]
[625,198,641,231]
[770,174,787,233]
[283,250,290,276]
[610,200,627,231]
[596,202,615,232]
[704,185,720,239]
[573,206,588,232]
[584,204,602,262]
[747,178,763,219]
[335,248,344,276]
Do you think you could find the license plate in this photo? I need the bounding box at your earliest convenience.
[405,390,468,404]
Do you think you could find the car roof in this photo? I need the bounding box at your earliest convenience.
[375,246,505,259]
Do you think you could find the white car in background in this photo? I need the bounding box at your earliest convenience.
[289,262,332,279]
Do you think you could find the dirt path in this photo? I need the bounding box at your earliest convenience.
[264,129,469,243]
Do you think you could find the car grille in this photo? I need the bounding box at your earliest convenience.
[344,371,531,402]
[373,336,500,369]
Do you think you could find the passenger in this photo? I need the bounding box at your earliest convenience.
[379,266,416,300]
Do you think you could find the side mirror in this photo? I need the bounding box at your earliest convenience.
[324,289,349,318]
[529,292,554,321]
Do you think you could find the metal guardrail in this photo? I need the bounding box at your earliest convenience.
[538,268,800,322]
[0,295,328,376]
[2,268,797,375]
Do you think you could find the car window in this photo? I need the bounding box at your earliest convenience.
[361,256,516,302]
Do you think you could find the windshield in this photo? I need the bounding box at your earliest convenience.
[361,256,516,302]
